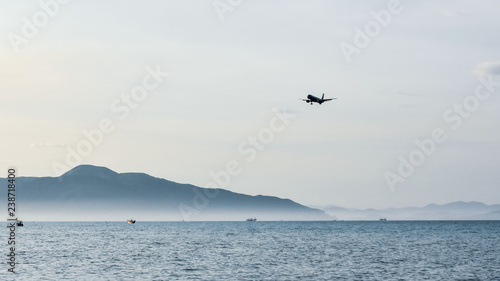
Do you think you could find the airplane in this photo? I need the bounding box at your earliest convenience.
[301,93,336,105]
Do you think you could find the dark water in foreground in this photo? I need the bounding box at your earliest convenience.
[1,221,499,280]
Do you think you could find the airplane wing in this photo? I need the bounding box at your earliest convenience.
[300,99,311,102]
[322,98,337,102]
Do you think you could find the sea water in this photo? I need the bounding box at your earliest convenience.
[1,221,499,280]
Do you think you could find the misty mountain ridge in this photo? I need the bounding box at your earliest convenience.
[317,201,500,220]
[10,165,497,221]
[12,165,331,221]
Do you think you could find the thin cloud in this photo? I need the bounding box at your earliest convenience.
[396,104,418,108]
[473,61,500,76]
[397,92,437,98]
[30,143,69,149]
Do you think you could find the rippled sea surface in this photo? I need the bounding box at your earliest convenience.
[1,221,499,280]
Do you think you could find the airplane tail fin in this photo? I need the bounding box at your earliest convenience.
[322,93,325,100]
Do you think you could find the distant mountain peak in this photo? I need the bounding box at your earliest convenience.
[63,164,118,178]
[15,164,332,221]
[318,200,500,220]
[425,201,488,208]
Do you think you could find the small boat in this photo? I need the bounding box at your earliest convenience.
[246,218,257,221]
[379,218,387,221]
[127,219,136,224]
[16,220,24,227]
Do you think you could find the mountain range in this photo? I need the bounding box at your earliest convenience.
[10,165,331,221]
[6,165,498,221]
[315,201,500,220]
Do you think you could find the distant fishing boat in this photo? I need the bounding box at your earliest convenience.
[246,218,257,221]
[127,219,136,224]
[379,218,387,221]
[16,220,24,227]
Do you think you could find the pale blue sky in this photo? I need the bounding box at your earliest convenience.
[1,0,500,208]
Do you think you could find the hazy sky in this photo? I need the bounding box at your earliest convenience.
[2,0,500,209]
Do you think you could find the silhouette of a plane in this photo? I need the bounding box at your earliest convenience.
[301,93,336,105]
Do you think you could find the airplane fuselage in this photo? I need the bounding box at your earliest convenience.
[307,95,325,104]
[302,93,336,105]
